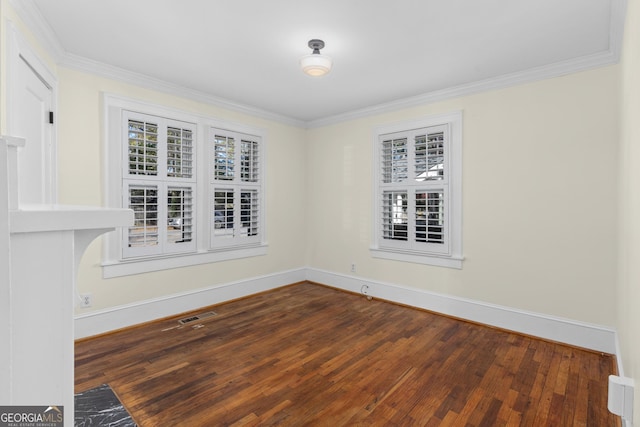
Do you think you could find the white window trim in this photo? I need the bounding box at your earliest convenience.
[370,111,463,269]
[102,94,267,278]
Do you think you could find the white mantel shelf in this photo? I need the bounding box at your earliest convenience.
[10,204,133,233]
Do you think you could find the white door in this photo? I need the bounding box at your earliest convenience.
[12,54,55,205]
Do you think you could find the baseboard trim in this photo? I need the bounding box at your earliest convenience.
[305,268,617,354]
[74,268,306,339]
[75,266,618,355]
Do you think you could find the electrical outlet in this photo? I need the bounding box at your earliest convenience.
[351,263,356,273]
[80,294,92,308]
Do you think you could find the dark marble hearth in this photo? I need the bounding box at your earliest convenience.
[74,384,136,426]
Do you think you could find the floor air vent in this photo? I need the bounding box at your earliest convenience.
[178,311,217,325]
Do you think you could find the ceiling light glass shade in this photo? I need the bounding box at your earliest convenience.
[300,53,333,77]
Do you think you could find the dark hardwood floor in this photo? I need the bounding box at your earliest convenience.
[75,282,618,426]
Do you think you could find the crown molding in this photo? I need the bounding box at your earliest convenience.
[59,53,307,128]
[306,0,627,128]
[12,0,627,130]
[9,0,306,129]
[306,50,620,128]
[8,0,65,61]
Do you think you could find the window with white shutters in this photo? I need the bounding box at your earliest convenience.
[210,129,262,248]
[372,112,462,268]
[103,95,268,277]
[122,111,196,258]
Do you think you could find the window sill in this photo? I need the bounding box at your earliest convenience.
[102,244,268,278]
[370,247,463,269]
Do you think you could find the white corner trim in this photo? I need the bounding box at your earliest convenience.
[305,268,617,354]
[74,268,306,339]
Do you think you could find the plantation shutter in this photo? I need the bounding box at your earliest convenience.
[213,189,235,239]
[240,139,259,182]
[210,129,262,248]
[122,111,197,258]
[240,189,259,237]
[415,131,445,181]
[166,185,196,253]
[381,137,408,183]
[382,191,408,241]
[167,126,193,178]
[127,119,158,176]
[415,191,445,244]
[214,135,235,181]
[124,184,160,257]
[378,124,450,254]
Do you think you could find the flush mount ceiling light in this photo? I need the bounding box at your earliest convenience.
[300,39,332,77]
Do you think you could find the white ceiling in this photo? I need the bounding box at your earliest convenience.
[26,0,623,125]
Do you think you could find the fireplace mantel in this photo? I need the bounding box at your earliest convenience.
[1,137,133,426]
[10,203,132,233]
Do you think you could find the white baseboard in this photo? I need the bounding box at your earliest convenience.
[75,266,618,356]
[74,268,306,339]
[305,268,617,354]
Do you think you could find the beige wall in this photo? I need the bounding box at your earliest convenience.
[55,67,308,312]
[306,66,620,327]
[56,57,622,327]
[619,0,640,422]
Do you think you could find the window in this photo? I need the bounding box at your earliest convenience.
[102,95,267,278]
[122,112,196,258]
[210,130,262,248]
[371,111,462,268]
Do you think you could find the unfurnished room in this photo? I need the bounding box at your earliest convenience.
[1,0,640,426]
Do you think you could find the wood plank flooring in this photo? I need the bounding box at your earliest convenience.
[75,282,619,426]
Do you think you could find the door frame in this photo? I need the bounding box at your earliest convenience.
[6,19,58,203]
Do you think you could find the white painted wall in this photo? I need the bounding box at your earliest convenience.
[306,65,620,327]
[618,0,640,423]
